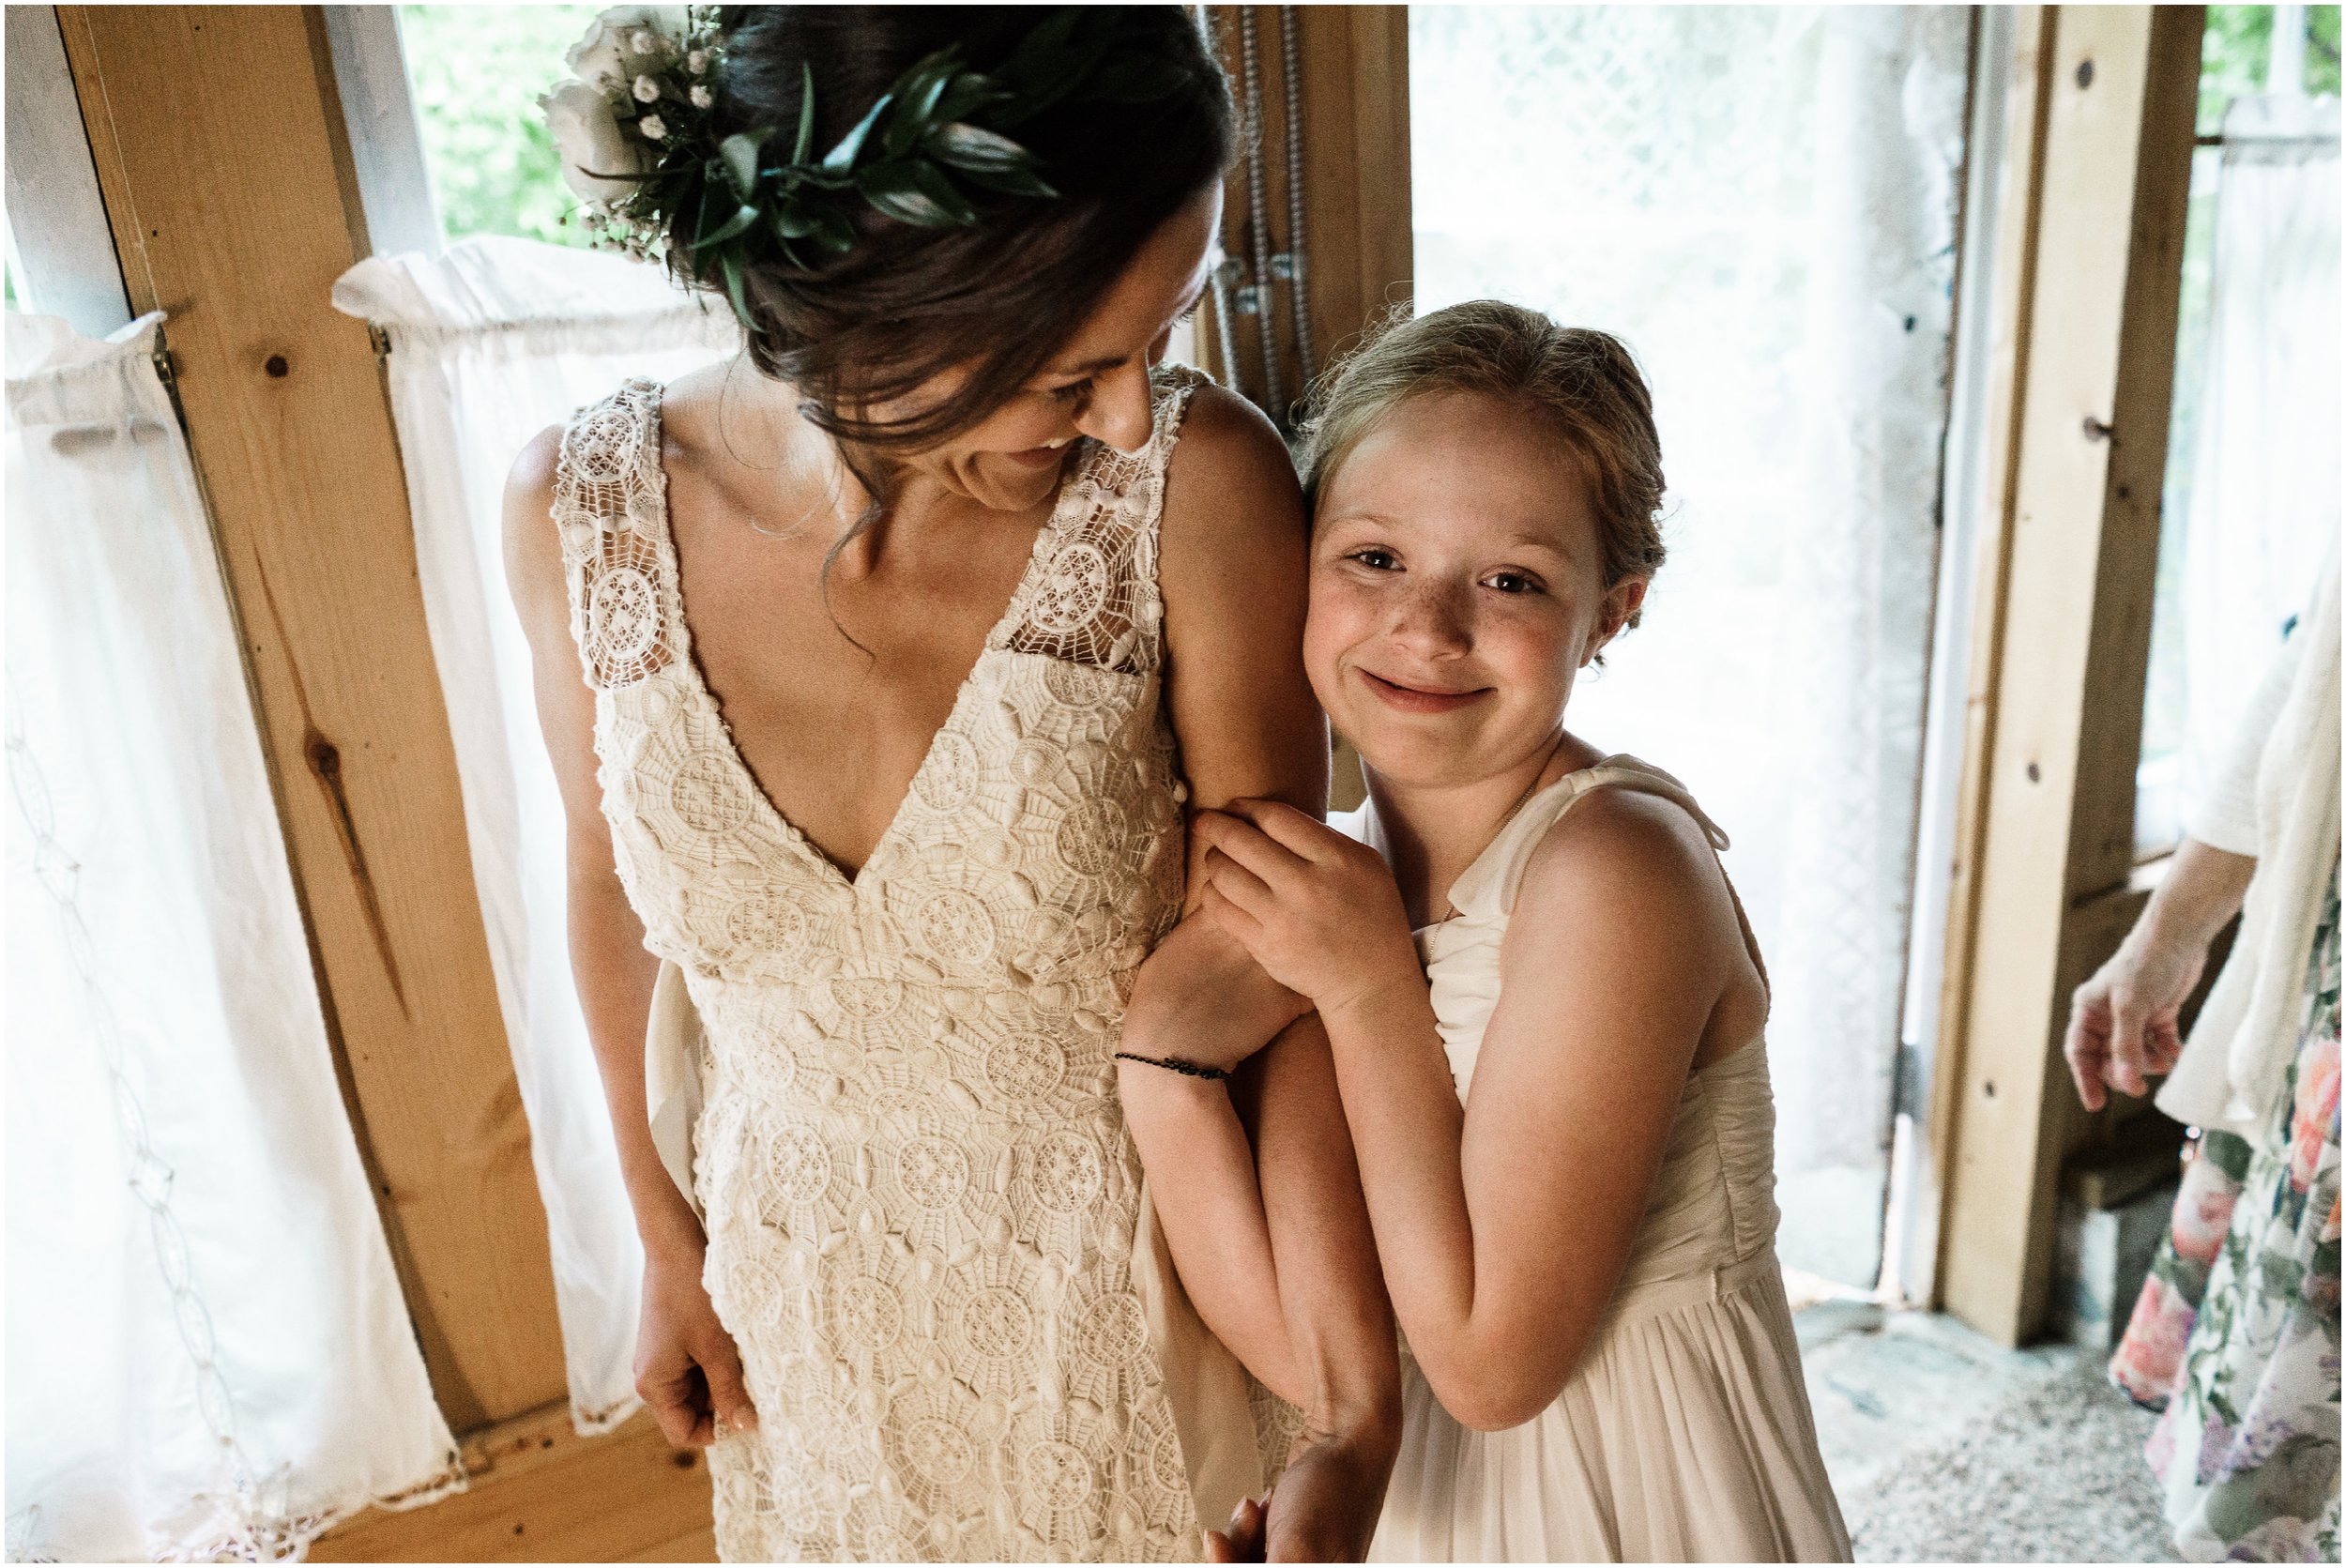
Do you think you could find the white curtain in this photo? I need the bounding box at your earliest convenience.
[5,312,460,1561]
[330,236,739,1429]
[1410,6,1969,1286]
[2179,94,2340,816]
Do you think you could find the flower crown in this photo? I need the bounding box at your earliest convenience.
[540,6,1194,333]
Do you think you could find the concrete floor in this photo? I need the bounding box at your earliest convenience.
[1798,1302,2176,1562]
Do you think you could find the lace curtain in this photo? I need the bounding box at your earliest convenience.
[330,236,739,1428]
[2176,94,2339,816]
[1410,6,1970,1286]
[5,312,459,1560]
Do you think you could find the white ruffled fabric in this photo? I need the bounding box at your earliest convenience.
[1342,758,1851,1562]
[6,312,460,1560]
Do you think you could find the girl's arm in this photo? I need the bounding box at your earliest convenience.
[1198,788,1744,1432]
[1150,383,1401,1518]
[502,426,756,1447]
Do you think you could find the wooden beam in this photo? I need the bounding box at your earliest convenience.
[56,4,568,1426]
[1297,4,1413,366]
[310,1406,713,1563]
[1931,5,2203,1346]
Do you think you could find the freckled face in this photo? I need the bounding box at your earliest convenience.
[877,184,1221,514]
[1303,391,1646,792]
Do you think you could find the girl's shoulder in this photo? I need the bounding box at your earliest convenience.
[1492,760,1733,951]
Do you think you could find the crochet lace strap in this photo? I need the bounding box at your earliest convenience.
[551,378,678,692]
[998,363,1207,677]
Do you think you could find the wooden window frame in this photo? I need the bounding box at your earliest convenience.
[1927,4,2205,1347]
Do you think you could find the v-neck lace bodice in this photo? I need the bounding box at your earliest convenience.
[553,365,1288,1561]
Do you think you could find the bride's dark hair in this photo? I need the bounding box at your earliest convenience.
[684,6,1234,452]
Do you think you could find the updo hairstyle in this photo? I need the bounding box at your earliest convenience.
[690,7,1235,452]
[1299,300,1668,628]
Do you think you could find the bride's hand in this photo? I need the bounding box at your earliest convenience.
[1123,906,1310,1075]
[1208,1427,1394,1562]
[636,1232,757,1447]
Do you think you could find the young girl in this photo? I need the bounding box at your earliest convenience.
[1119,300,1851,1561]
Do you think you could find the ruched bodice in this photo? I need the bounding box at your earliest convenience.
[553,368,1285,1561]
[1343,757,1851,1561]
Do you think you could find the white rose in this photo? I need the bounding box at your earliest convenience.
[563,7,690,91]
[638,113,668,142]
[539,80,648,202]
[690,84,713,109]
[632,72,662,104]
[687,48,709,75]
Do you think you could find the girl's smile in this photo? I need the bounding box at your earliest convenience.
[1356,668,1494,714]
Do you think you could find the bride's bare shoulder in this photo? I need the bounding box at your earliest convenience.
[1162,379,1305,552]
[655,358,775,463]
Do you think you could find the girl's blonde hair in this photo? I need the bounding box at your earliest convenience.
[1297,300,1668,628]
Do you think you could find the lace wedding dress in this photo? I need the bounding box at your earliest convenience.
[552,365,1287,1560]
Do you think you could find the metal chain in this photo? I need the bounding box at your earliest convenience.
[1278,5,1315,389]
[1236,8,1285,425]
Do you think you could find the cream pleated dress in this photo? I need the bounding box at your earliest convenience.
[1342,755,1851,1563]
[554,366,1290,1561]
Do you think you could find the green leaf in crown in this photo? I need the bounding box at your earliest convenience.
[539,6,1185,336]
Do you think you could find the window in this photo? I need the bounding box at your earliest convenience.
[399,4,602,248]
[1410,7,1971,1288]
[2136,4,2341,856]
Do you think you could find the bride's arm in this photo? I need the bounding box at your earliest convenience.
[1148,383,1401,1511]
[503,425,755,1447]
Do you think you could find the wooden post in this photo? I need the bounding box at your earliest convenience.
[1931,5,2203,1345]
[56,4,568,1427]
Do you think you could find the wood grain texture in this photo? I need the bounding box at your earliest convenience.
[57,4,566,1426]
[1932,5,2203,1346]
[1298,4,1414,368]
[311,1406,715,1563]
[2065,4,2203,904]
[1927,8,2056,1299]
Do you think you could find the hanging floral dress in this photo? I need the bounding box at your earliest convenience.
[2108,861,2341,1562]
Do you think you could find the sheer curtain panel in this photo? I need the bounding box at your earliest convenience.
[2178,94,2340,816]
[4,312,460,1561]
[331,236,739,1429]
[1410,7,1969,1286]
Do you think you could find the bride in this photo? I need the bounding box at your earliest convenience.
[506,7,1397,1560]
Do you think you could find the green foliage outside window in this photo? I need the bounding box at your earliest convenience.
[401,5,602,249]
[2201,5,2342,130]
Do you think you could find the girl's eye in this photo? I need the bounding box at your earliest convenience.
[1344,547,1401,571]
[1485,571,1543,596]
[1047,378,1094,405]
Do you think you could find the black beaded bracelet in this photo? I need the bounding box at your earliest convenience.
[1113,1051,1231,1082]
